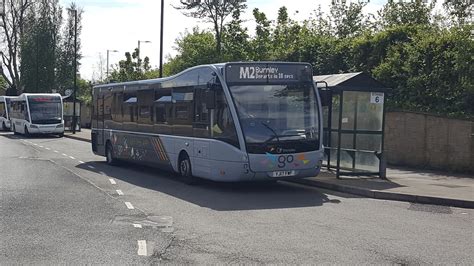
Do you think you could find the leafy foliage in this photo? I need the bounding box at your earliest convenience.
[175,0,246,54]
[109,49,153,82]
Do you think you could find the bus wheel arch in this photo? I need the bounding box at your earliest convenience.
[178,150,197,185]
[105,141,118,165]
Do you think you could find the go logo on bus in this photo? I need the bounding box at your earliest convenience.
[277,154,294,168]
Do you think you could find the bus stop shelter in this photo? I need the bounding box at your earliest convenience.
[63,96,81,132]
[315,72,389,178]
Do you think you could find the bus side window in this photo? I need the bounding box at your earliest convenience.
[123,93,137,123]
[154,88,171,124]
[137,89,154,125]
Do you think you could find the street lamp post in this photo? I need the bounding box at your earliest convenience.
[67,7,78,134]
[137,40,151,72]
[159,0,164,78]
[106,49,118,82]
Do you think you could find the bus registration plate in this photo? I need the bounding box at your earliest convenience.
[271,170,296,178]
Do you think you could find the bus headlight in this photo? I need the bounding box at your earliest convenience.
[56,124,63,128]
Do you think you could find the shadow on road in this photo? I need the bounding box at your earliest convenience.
[76,161,348,211]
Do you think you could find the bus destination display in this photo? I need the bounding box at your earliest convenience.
[226,63,312,84]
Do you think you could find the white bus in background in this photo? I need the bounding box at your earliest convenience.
[10,93,64,137]
[0,96,15,131]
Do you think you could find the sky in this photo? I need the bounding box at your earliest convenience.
[56,0,397,81]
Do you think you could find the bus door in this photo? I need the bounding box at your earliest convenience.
[193,87,211,175]
[97,93,105,148]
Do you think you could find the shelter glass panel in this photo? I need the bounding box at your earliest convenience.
[356,134,382,153]
[341,91,356,130]
[356,92,383,131]
[355,152,379,172]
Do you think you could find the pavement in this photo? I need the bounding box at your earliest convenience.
[65,129,474,209]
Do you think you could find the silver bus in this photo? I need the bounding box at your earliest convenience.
[0,96,14,131]
[91,62,324,183]
[10,93,64,137]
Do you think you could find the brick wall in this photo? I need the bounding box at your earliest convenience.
[385,111,474,173]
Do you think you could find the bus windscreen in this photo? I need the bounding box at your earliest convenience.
[27,96,62,124]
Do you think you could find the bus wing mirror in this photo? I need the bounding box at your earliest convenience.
[319,90,331,107]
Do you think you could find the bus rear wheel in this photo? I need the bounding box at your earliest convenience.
[1,122,6,131]
[24,126,30,137]
[179,153,198,185]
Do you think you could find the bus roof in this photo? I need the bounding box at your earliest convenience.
[93,61,312,90]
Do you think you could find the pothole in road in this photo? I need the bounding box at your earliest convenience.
[112,214,174,232]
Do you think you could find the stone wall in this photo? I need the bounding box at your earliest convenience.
[385,111,473,173]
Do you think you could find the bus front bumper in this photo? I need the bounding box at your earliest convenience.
[28,124,64,134]
[205,160,321,182]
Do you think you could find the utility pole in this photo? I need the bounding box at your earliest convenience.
[159,0,164,78]
[68,8,78,134]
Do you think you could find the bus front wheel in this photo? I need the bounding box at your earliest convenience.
[1,122,6,131]
[179,153,198,185]
[24,126,30,137]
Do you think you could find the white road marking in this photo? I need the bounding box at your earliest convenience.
[33,144,38,146]
[133,224,142,228]
[39,146,44,148]
[69,156,76,160]
[78,160,85,164]
[87,165,96,169]
[137,240,147,256]
[125,202,134,209]
[116,189,124,196]
[109,178,116,185]
[45,148,51,150]
[54,150,59,153]
[62,153,68,157]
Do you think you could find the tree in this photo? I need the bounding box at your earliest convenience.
[443,0,474,26]
[176,0,246,54]
[109,49,153,82]
[20,0,63,93]
[271,6,303,61]
[222,9,250,61]
[250,8,271,60]
[377,0,435,28]
[165,28,218,75]
[330,1,367,38]
[91,53,106,83]
[0,76,7,95]
[56,3,83,94]
[0,0,33,95]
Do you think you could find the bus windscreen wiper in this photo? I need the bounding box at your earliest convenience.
[261,122,280,144]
